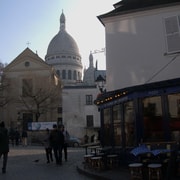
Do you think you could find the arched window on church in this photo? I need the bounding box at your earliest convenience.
[73,70,77,80]
[68,70,72,80]
[62,70,66,79]
[78,72,81,80]
[56,70,60,77]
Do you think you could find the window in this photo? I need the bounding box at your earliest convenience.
[143,96,163,142]
[103,108,111,146]
[86,95,93,105]
[62,70,66,79]
[164,16,180,53]
[57,107,62,114]
[113,105,122,146]
[78,72,81,80]
[68,70,71,80]
[86,115,94,127]
[22,79,33,97]
[73,70,77,80]
[24,61,30,67]
[124,101,135,147]
[56,70,60,77]
[58,117,62,125]
[168,93,180,142]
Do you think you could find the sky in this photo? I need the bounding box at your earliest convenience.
[0,0,119,70]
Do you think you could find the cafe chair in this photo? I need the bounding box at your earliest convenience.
[90,156,104,170]
[83,154,94,168]
[106,154,119,169]
[128,163,143,180]
[148,163,162,180]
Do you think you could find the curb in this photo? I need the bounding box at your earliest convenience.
[76,164,110,180]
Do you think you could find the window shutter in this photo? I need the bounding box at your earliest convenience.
[164,16,180,53]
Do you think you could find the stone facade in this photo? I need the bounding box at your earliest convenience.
[0,48,62,140]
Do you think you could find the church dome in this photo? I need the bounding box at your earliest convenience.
[46,12,81,58]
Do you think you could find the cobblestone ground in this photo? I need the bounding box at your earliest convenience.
[0,145,92,180]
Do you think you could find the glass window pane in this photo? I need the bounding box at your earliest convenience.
[104,108,111,146]
[168,93,180,142]
[113,105,122,146]
[143,96,163,142]
[124,101,135,147]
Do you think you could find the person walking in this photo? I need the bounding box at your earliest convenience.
[61,125,70,161]
[49,124,64,165]
[0,121,9,174]
[43,128,53,163]
[21,130,28,146]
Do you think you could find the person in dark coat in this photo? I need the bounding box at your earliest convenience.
[15,129,20,146]
[49,124,64,165]
[0,121,9,174]
[60,125,70,161]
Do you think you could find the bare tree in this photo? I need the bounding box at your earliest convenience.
[20,75,61,122]
[0,63,11,108]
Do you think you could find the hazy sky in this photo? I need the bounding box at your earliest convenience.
[0,0,118,70]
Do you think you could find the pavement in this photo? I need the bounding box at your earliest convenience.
[0,145,131,180]
[77,162,130,180]
[0,145,179,180]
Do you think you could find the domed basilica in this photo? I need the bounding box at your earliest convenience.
[45,11,106,139]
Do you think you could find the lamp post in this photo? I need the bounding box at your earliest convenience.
[95,75,106,93]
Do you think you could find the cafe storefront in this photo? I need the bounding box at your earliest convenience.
[94,78,180,149]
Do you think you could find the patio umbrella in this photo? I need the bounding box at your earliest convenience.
[130,144,151,156]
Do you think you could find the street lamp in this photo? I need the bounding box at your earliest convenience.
[95,75,106,93]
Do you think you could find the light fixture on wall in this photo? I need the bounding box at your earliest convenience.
[95,75,106,93]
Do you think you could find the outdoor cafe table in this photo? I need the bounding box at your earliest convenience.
[88,145,101,156]
[81,142,100,155]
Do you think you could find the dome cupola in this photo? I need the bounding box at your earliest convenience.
[45,11,81,60]
[45,11,82,85]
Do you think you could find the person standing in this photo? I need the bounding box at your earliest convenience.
[0,121,9,174]
[21,130,28,146]
[15,128,20,146]
[61,125,70,161]
[49,124,64,165]
[43,128,53,163]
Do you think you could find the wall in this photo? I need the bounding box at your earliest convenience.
[104,5,180,91]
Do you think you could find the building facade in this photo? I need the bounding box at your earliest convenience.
[95,0,180,148]
[98,0,180,91]
[0,48,62,141]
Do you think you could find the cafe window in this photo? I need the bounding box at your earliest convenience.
[168,93,180,142]
[142,96,163,142]
[113,105,122,146]
[124,101,135,147]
